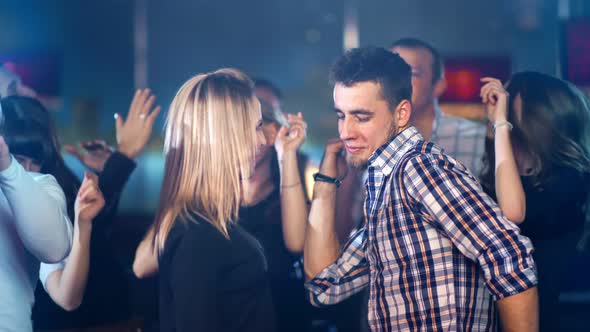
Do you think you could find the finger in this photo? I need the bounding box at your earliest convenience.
[64,144,85,161]
[481,85,495,104]
[79,180,100,201]
[147,106,162,124]
[131,89,149,117]
[481,77,502,85]
[483,88,496,105]
[287,118,307,129]
[78,182,93,199]
[276,125,288,139]
[129,89,142,115]
[142,94,156,113]
[138,89,151,112]
[326,138,345,150]
[84,171,100,185]
[81,188,102,203]
[115,113,124,134]
[288,123,305,136]
[288,126,301,139]
[146,105,161,126]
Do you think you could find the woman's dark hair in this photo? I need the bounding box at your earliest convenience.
[480,71,590,192]
[0,96,79,214]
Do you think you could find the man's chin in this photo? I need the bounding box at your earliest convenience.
[346,155,368,169]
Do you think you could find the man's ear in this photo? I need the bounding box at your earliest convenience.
[395,99,412,129]
[433,77,447,98]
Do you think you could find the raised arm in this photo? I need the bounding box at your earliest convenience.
[0,136,72,263]
[275,112,309,253]
[303,139,348,279]
[41,172,105,311]
[481,77,526,223]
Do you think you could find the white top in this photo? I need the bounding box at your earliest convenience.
[0,157,73,331]
[39,260,66,291]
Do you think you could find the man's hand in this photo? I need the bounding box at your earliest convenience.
[64,140,114,173]
[320,138,347,179]
[115,89,161,159]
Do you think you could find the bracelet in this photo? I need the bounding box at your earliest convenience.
[313,172,342,188]
[493,121,513,132]
[281,182,301,189]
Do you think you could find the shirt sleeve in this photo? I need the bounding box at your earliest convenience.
[0,156,73,263]
[169,230,219,331]
[95,151,137,230]
[39,259,67,291]
[305,228,370,306]
[403,154,537,300]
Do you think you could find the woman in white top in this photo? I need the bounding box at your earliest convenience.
[0,98,73,331]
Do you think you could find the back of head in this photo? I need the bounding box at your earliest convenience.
[253,78,283,105]
[481,71,590,193]
[507,71,590,177]
[155,68,260,248]
[390,38,444,84]
[330,46,413,110]
[0,96,52,164]
[0,96,79,212]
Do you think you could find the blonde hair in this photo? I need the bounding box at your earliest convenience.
[152,68,261,250]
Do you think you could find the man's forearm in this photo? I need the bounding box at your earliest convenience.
[496,287,539,332]
[303,180,340,279]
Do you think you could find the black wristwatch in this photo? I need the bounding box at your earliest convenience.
[313,172,342,188]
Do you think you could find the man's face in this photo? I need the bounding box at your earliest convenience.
[391,46,436,114]
[334,81,398,168]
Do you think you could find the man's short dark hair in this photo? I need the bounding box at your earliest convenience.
[252,77,283,101]
[330,46,412,110]
[390,38,444,85]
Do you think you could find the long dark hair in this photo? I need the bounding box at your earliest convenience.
[480,71,590,192]
[0,96,80,215]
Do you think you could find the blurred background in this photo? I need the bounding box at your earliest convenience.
[2,1,590,329]
[2,0,589,214]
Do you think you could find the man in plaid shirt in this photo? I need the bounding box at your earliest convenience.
[303,47,538,331]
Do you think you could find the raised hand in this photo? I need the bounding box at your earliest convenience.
[115,89,161,159]
[320,138,347,179]
[275,112,307,159]
[75,172,105,224]
[480,77,509,124]
[64,140,114,173]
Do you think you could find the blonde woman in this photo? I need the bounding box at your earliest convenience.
[152,69,274,332]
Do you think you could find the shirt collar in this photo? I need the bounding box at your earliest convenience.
[367,126,423,176]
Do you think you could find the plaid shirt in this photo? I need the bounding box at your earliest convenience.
[431,109,487,175]
[306,127,537,331]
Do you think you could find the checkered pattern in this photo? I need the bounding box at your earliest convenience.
[306,127,537,332]
[431,110,487,176]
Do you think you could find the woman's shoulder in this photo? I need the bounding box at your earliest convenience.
[162,214,230,259]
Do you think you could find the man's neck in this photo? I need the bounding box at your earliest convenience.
[411,102,437,141]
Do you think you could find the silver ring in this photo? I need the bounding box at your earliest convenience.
[139,113,147,120]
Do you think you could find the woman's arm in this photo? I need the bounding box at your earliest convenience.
[481,77,526,223]
[133,225,159,278]
[42,173,105,310]
[275,113,309,253]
